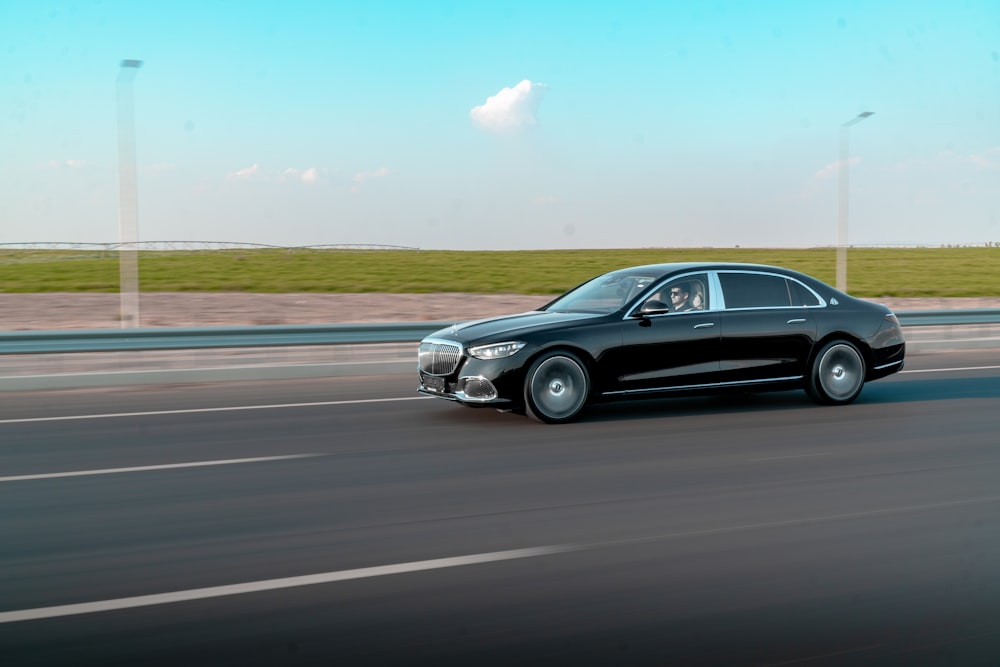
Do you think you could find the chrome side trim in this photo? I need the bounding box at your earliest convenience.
[602,375,804,397]
[619,361,722,383]
[873,359,904,371]
[719,375,804,387]
[717,304,824,313]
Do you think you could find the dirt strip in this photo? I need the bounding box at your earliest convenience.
[2,293,999,331]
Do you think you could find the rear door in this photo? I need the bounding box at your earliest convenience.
[716,271,819,385]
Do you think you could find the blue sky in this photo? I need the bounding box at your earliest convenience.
[2,0,998,250]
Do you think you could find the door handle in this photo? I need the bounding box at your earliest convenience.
[787,318,806,324]
[693,322,716,329]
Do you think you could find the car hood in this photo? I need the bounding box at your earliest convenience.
[428,310,603,342]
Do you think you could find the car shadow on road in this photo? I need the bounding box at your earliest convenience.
[579,375,1000,424]
[863,374,1000,403]
[416,374,1000,426]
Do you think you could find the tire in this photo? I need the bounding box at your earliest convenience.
[524,351,590,424]
[807,340,866,405]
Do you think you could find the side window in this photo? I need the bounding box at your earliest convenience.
[638,273,709,314]
[788,279,821,307]
[688,279,707,311]
[719,272,792,309]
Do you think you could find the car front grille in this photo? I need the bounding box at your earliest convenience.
[418,340,463,376]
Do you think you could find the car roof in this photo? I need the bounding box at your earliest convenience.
[614,261,804,276]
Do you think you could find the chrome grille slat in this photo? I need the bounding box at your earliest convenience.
[418,340,463,375]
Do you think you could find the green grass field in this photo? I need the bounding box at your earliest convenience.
[1,247,997,297]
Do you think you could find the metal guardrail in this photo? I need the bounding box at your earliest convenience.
[1,310,999,356]
[0,322,451,355]
[892,309,1000,327]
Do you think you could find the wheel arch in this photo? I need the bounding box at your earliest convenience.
[524,342,599,380]
[809,331,875,379]
[522,345,596,424]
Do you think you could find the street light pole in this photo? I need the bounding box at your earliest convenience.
[117,59,143,328]
[837,111,874,293]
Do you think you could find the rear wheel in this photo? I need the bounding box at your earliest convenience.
[524,351,590,424]
[807,340,865,405]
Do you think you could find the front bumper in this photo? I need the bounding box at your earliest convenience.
[417,337,533,406]
[417,371,511,406]
[417,373,516,407]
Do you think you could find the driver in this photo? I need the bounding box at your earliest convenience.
[669,282,696,312]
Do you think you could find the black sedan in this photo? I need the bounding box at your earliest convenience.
[418,263,905,423]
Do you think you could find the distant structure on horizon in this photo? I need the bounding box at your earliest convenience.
[0,242,422,252]
[1,241,997,252]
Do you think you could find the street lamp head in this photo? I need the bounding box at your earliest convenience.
[117,59,143,84]
[843,111,874,127]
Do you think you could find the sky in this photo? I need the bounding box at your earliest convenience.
[1,0,998,250]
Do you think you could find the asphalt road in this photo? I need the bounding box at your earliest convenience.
[2,349,1000,666]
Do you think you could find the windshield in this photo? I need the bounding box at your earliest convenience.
[543,271,661,314]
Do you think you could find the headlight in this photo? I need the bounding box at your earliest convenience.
[467,341,526,360]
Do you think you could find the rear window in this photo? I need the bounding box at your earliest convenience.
[719,272,793,309]
[788,279,822,307]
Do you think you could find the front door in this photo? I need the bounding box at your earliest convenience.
[601,310,721,397]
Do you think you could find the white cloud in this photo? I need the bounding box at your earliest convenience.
[353,167,391,185]
[967,147,999,170]
[814,157,861,181]
[226,163,262,182]
[470,80,548,133]
[351,167,392,193]
[281,167,322,184]
[36,159,89,170]
[889,147,1000,174]
[225,164,395,189]
[229,164,325,184]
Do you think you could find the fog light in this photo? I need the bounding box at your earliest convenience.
[458,376,498,401]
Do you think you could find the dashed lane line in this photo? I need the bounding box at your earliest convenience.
[0,454,321,482]
[0,546,576,624]
[0,396,431,425]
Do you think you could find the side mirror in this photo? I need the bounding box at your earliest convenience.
[639,299,669,314]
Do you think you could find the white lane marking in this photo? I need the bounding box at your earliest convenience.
[0,454,321,483]
[901,365,1000,374]
[5,492,1000,624]
[0,545,576,624]
[750,453,831,462]
[1,364,996,426]
[0,396,431,425]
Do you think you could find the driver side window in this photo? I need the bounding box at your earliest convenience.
[641,274,708,313]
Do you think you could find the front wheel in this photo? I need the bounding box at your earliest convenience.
[807,340,866,405]
[524,351,590,424]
